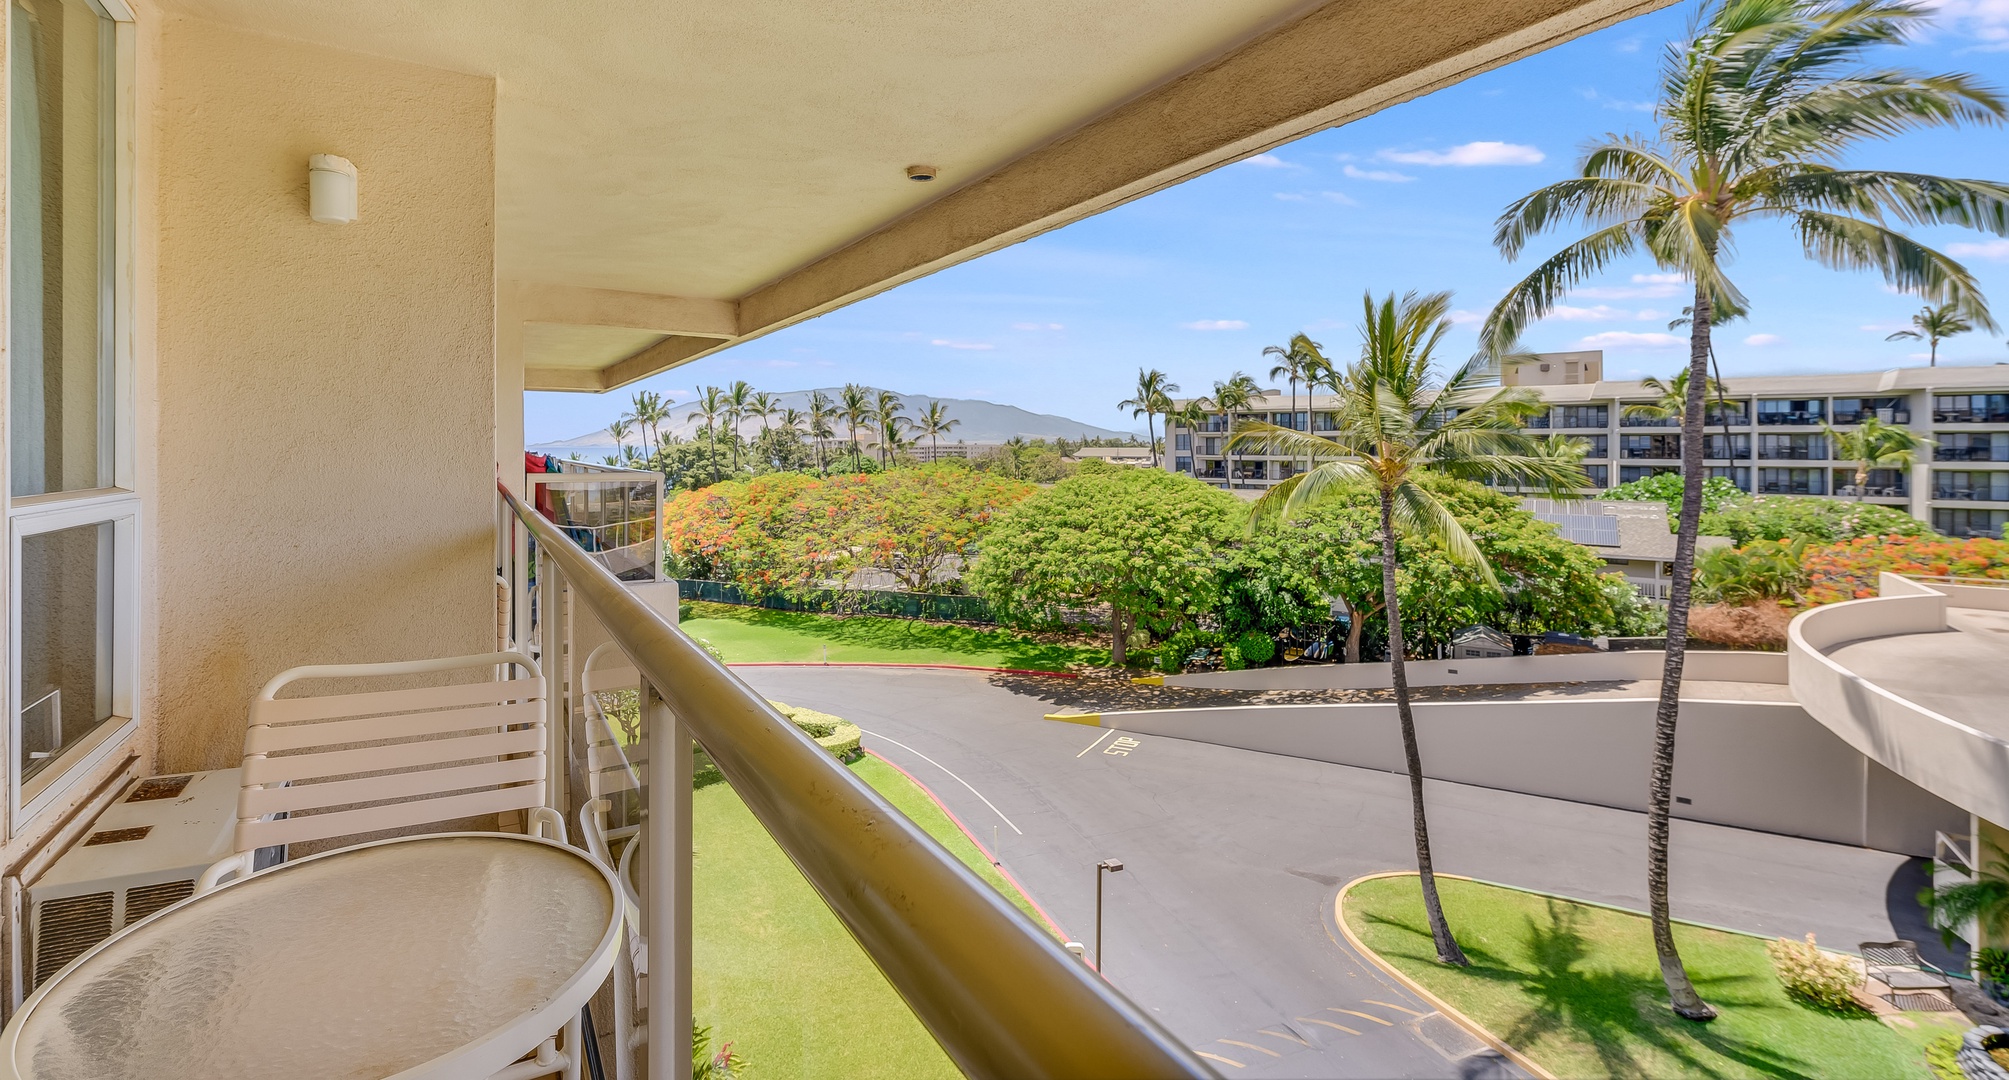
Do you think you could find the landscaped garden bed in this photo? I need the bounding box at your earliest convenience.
[1341,874,1965,1079]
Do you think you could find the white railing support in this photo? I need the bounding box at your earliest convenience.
[644,677,693,1080]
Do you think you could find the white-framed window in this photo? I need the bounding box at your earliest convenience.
[7,0,136,834]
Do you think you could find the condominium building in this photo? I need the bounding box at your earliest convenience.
[1166,351,2009,537]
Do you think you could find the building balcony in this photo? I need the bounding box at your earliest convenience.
[1936,489,2009,503]
[1937,447,2009,462]
[1618,415,1679,428]
[1758,448,1825,461]
[1757,413,1825,426]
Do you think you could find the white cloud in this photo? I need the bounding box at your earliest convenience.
[930,339,995,351]
[1273,192,1309,202]
[1950,239,2009,260]
[1320,190,1360,206]
[1614,35,1644,53]
[1922,0,2009,50]
[1244,153,1296,168]
[1447,309,1485,325]
[1543,304,1657,322]
[1380,141,1545,167]
[1577,331,1684,349]
[1343,164,1413,182]
[1743,333,1785,347]
[1183,319,1250,331]
[1011,322,1064,331]
[1574,273,1686,300]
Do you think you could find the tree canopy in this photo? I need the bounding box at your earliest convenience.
[966,468,1242,664]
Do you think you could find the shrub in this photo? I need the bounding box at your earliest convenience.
[1766,933,1864,1013]
[1605,472,1744,518]
[1700,496,1931,545]
[1977,946,2009,982]
[1158,628,1218,673]
[1689,601,1794,651]
[1222,643,1246,671]
[1235,630,1276,666]
[1694,538,1808,605]
[1925,1032,1961,1080]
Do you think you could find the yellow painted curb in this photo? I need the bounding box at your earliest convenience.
[1043,711,1101,726]
[1130,674,1164,686]
[1333,872,1560,1080]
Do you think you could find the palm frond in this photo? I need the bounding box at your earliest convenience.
[1390,481,1498,590]
[1482,221,1643,351]
[1793,209,1998,331]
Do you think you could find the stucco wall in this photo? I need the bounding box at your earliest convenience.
[1104,697,1963,855]
[1165,649,1788,691]
[151,18,496,771]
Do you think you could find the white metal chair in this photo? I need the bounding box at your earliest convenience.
[198,650,587,1080]
[577,643,650,1080]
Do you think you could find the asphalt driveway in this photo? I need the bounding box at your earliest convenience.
[737,664,1930,1079]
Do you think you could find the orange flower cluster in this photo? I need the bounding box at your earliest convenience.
[1803,534,2009,604]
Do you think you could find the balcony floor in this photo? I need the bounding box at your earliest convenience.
[740,666,1933,1078]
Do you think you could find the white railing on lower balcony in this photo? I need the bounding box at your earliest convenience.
[497,483,1212,1080]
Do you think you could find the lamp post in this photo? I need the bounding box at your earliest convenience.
[1096,858,1124,972]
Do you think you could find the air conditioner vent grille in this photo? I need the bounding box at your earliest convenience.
[124,879,194,926]
[34,892,113,986]
[126,775,192,802]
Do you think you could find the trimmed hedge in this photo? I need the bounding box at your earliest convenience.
[694,699,861,789]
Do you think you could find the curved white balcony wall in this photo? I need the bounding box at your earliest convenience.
[1787,573,2009,826]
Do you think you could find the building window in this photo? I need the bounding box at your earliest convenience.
[1934,394,2009,424]
[1707,466,1752,491]
[1703,433,1750,459]
[1311,411,1339,432]
[1584,464,1609,488]
[1554,405,1607,429]
[8,0,136,830]
[1937,432,2009,462]
[1523,409,1551,430]
[1757,399,1824,425]
[1836,468,1905,497]
[1830,396,1910,425]
[1933,470,2009,502]
[1758,433,1826,460]
[1620,434,1679,459]
[1705,400,1750,426]
[1173,456,1192,473]
[1563,434,1607,458]
[1757,468,1825,495]
[1618,407,1679,428]
[1936,508,2009,538]
[1174,432,1190,451]
[1620,465,1677,484]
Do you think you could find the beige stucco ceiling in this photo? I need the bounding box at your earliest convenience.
[162,0,1666,390]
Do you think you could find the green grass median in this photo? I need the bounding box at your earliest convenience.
[1342,875,1963,1080]
[694,754,1054,1078]
[681,600,1106,671]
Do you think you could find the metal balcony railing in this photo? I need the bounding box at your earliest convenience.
[1936,489,2009,502]
[1936,446,2009,462]
[1758,447,1823,460]
[1757,412,1824,425]
[497,483,1209,1080]
[1618,414,1678,428]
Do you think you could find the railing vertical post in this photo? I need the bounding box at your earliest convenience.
[644,677,693,1080]
[539,550,568,816]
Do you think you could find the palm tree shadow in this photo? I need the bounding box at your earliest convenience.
[1363,900,1811,1079]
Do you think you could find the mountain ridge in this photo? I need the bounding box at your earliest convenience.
[531,387,1139,453]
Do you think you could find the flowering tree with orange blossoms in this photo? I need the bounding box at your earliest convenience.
[1804,534,2009,605]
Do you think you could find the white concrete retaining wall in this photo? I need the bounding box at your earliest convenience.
[1164,649,1787,692]
[1788,573,2009,827]
[1100,695,1961,856]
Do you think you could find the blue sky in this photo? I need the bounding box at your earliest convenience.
[526,0,2009,443]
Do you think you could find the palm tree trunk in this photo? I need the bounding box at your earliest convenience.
[1857,463,1869,502]
[1379,492,1467,967]
[1650,284,1719,1021]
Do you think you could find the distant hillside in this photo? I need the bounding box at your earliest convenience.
[532,388,1138,456]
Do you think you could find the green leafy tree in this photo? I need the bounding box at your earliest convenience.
[1886,302,1976,366]
[1605,471,1746,522]
[1694,538,1810,604]
[1167,398,1214,474]
[1483,0,2009,1019]
[968,468,1242,665]
[1119,369,1178,468]
[1922,847,2009,950]
[1234,291,1584,968]
[1825,415,1929,500]
[1700,495,1930,544]
[845,467,1034,591]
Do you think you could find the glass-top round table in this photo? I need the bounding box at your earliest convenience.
[1,833,621,1080]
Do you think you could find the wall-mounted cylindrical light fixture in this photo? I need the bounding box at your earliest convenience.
[308,154,357,224]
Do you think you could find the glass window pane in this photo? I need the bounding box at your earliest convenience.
[19,521,113,781]
[9,0,114,498]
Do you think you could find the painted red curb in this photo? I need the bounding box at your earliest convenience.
[863,748,1072,943]
[728,661,1080,679]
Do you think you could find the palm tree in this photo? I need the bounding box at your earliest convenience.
[839,384,872,472]
[1483,0,2009,1019]
[607,416,635,463]
[724,381,754,471]
[1119,369,1178,467]
[630,390,668,460]
[1234,291,1583,967]
[694,386,728,484]
[809,391,837,474]
[1826,415,1929,500]
[916,401,959,460]
[749,392,779,436]
[1211,372,1261,487]
[1887,303,1976,367]
[1167,399,1214,474]
[1265,334,1328,478]
[873,390,908,467]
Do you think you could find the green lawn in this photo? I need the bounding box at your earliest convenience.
[681,600,1108,671]
[694,754,1052,1077]
[1343,875,1965,1080]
